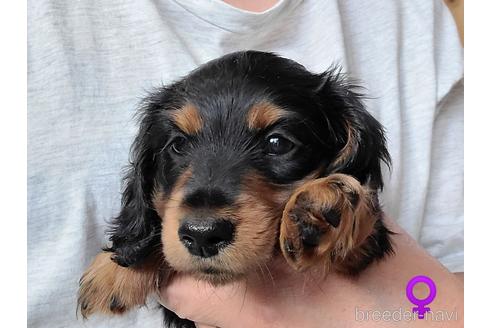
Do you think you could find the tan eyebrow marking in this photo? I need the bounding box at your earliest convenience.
[247,102,286,130]
[170,104,203,135]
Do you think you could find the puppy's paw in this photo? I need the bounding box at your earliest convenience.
[78,252,158,318]
[279,173,377,271]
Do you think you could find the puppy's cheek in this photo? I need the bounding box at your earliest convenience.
[223,215,279,274]
[161,216,192,272]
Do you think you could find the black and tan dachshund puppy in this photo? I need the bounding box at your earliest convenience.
[78,51,393,328]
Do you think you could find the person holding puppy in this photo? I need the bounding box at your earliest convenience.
[28,0,463,327]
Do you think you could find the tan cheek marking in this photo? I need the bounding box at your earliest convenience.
[213,173,289,273]
[170,103,203,135]
[152,168,192,219]
[222,173,296,260]
[158,168,196,271]
[152,191,167,219]
[247,101,286,130]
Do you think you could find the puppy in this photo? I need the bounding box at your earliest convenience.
[78,51,393,328]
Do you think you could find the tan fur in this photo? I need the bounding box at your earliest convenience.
[170,103,203,135]
[332,122,356,167]
[216,173,292,273]
[159,168,201,274]
[247,101,286,130]
[80,168,377,318]
[160,170,295,283]
[279,173,377,272]
[78,252,164,317]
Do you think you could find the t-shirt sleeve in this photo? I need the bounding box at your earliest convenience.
[418,79,464,272]
[434,0,464,103]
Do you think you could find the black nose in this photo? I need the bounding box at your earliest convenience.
[178,218,235,258]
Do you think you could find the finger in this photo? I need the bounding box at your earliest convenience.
[160,274,250,327]
[196,324,217,328]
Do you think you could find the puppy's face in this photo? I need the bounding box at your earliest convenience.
[129,52,387,283]
[153,100,324,283]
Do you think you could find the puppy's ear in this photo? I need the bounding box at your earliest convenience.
[316,68,391,190]
[104,92,171,267]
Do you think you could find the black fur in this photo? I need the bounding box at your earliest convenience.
[162,307,196,328]
[103,51,392,327]
[317,68,391,190]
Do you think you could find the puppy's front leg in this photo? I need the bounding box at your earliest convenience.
[279,173,392,274]
[78,252,164,317]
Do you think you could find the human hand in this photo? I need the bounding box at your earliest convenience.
[159,219,464,328]
[159,256,338,328]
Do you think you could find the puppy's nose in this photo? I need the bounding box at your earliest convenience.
[178,218,235,258]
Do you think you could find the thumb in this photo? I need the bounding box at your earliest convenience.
[159,273,256,327]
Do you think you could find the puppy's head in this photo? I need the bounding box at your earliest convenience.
[117,51,389,283]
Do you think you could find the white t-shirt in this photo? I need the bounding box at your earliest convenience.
[27,0,463,326]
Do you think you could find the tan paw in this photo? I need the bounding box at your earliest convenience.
[78,252,159,317]
[279,174,376,271]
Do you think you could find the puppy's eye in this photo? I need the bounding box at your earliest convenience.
[265,135,295,155]
[170,137,187,155]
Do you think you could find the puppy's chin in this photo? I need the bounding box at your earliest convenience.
[193,268,244,286]
[165,257,248,285]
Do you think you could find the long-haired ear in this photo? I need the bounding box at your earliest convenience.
[104,92,170,267]
[317,68,391,190]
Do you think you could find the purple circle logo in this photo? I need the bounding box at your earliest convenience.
[406,275,437,319]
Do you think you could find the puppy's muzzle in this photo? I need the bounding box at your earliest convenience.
[178,218,235,258]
